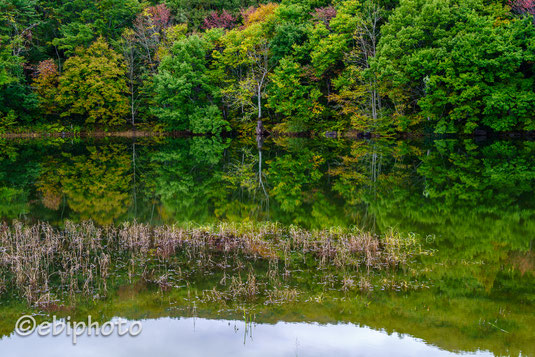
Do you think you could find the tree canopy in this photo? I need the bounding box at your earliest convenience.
[2,0,535,134]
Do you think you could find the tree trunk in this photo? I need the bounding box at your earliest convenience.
[131,82,135,126]
[256,118,264,136]
[132,141,137,217]
[257,85,262,119]
[256,85,263,136]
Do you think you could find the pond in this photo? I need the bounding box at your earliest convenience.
[0,317,487,357]
[0,136,533,356]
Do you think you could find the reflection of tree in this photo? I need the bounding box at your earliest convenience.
[36,157,63,210]
[257,136,268,198]
[260,138,353,228]
[371,140,535,249]
[0,137,360,228]
[151,137,230,223]
[363,139,535,299]
[329,140,412,230]
[267,151,323,212]
[152,136,354,229]
[0,187,28,218]
[57,145,131,225]
[0,141,40,220]
[218,140,270,223]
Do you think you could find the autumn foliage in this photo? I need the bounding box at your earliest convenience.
[509,0,535,16]
[56,37,130,126]
[311,6,337,27]
[202,10,236,30]
[241,4,279,28]
[5,0,535,134]
[144,4,172,30]
[33,59,59,114]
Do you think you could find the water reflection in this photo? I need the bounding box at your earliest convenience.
[0,317,484,357]
[2,137,535,236]
[0,136,533,355]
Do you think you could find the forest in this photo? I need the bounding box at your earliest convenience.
[2,0,535,135]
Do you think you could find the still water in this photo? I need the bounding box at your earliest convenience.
[0,136,533,356]
[0,317,487,356]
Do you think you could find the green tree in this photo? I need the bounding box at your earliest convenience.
[0,45,37,126]
[0,0,39,57]
[267,56,323,132]
[0,0,38,125]
[51,0,142,56]
[153,33,229,133]
[213,4,279,131]
[377,0,535,133]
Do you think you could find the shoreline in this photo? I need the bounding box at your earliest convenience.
[2,128,535,140]
[0,130,169,139]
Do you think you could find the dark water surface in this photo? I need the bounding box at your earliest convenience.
[0,136,533,356]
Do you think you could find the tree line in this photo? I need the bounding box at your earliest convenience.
[2,0,535,134]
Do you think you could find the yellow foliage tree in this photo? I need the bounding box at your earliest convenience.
[56,37,130,126]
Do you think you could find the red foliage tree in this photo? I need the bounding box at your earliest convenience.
[135,4,172,37]
[202,10,236,30]
[133,4,173,68]
[311,6,337,27]
[144,4,172,31]
[34,59,59,114]
[36,59,58,77]
[509,0,535,16]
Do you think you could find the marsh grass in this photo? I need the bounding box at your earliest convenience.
[0,221,429,307]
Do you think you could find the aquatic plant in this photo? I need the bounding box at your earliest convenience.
[0,220,427,306]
